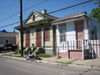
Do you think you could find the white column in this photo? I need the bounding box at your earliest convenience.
[82,40,85,59]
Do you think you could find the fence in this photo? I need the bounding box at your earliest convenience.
[57,40,100,59]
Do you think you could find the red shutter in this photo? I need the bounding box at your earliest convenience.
[25,32,30,47]
[45,28,50,41]
[75,20,84,49]
[36,29,41,47]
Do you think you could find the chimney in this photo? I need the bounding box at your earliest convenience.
[41,9,47,14]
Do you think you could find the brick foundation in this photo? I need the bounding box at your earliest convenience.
[56,50,89,59]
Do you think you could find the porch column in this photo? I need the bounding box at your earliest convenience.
[53,25,56,55]
[42,27,45,49]
[56,25,60,56]
[82,40,85,59]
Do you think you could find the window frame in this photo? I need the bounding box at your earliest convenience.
[59,24,66,42]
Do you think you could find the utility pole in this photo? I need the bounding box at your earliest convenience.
[20,0,24,57]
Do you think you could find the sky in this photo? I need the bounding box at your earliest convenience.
[0,0,98,32]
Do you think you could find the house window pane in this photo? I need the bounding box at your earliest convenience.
[59,24,66,42]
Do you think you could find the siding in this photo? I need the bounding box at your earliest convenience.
[84,20,89,40]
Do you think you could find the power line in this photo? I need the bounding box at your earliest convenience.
[0,0,94,29]
[0,21,19,29]
[0,0,48,22]
[49,0,94,14]
[23,0,48,11]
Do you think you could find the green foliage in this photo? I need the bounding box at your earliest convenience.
[14,50,20,54]
[37,53,53,58]
[90,8,100,21]
[90,0,100,21]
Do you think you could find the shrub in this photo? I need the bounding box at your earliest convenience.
[14,50,20,54]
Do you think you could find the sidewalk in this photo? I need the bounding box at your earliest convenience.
[1,52,100,68]
[41,57,100,68]
[72,58,100,68]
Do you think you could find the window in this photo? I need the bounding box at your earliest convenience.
[45,27,50,41]
[59,24,66,42]
[33,15,35,21]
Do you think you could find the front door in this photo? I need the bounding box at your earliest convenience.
[75,20,84,49]
[36,29,41,47]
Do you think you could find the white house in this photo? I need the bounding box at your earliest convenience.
[52,12,100,59]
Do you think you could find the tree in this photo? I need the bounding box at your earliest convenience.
[90,0,100,21]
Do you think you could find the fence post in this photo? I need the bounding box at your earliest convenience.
[82,40,84,59]
[67,41,70,58]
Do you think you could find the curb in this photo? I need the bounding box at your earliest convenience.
[1,56,100,70]
[39,60,100,70]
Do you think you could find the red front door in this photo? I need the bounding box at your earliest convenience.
[75,20,84,49]
[25,31,30,47]
[36,29,41,47]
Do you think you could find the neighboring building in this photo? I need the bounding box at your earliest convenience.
[15,9,58,55]
[0,30,17,46]
[52,12,100,59]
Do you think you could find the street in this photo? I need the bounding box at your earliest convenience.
[0,56,100,75]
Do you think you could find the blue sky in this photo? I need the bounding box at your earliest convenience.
[0,0,98,32]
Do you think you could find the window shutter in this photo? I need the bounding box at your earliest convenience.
[45,28,50,41]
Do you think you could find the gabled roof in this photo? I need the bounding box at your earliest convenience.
[15,10,58,30]
[24,11,58,24]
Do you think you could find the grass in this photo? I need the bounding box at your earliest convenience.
[13,50,20,54]
[1,50,25,58]
[37,53,53,58]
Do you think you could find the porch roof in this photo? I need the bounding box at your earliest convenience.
[52,12,87,25]
[15,19,52,30]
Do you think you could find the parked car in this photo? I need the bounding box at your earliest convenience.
[0,44,17,52]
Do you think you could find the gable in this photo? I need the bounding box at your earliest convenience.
[25,12,45,24]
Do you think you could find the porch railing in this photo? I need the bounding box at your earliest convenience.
[57,40,100,59]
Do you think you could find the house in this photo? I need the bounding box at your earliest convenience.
[0,30,17,51]
[15,9,58,55]
[52,12,100,59]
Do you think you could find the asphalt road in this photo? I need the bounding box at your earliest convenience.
[0,56,100,75]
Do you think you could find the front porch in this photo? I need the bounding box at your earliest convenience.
[56,40,100,59]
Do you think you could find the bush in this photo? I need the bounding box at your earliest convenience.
[37,53,53,58]
[14,50,20,54]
